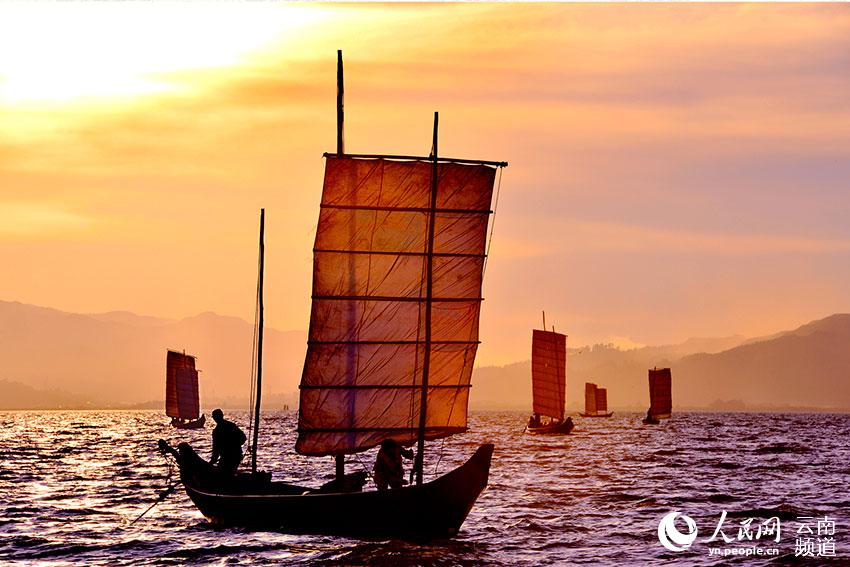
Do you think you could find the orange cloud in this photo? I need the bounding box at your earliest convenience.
[2,3,850,361]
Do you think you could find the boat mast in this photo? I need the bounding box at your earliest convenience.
[337,49,344,157]
[414,111,440,486]
[335,49,346,481]
[251,208,265,474]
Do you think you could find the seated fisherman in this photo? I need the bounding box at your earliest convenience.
[209,408,247,476]
[373,438,414,490]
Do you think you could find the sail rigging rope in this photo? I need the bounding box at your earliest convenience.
[432,436,447,477]
[433,165,504,480]
[482,166,504,277]
[408,160,432,484]
[352,451,374,481]
[127,452,180,526]
[246,245,262,456]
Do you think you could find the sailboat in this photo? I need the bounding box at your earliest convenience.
[165,350,205,429]
[157,51,506,537]
[643,367,672,425]
[526,314,573,435]
[579,382,613,418]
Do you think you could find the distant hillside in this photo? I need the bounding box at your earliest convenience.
[2,300,847,411]
[0,300,305,409]
[469,315,850,411]
[676,314,850,408]
[0,379,92,410]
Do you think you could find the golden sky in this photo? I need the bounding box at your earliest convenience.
[2,3,850,364]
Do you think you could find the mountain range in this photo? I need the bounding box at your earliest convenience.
[0,300,304,409]
[475,315,850,411]
[1,300,848,411]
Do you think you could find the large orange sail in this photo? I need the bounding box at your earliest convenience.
[531,329,567,421]
[165,350,200,420]
[296,156,498,456]
[648,367,672,419]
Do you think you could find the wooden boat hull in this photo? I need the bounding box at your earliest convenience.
[578,412,613,418]
[642,412,669,425]
[168,441,494,538]
[527,420,574,435]
[171,414,206,429]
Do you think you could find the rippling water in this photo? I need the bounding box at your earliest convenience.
[1,411,847,565]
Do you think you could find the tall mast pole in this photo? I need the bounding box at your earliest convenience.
[251,208,265,474]
[335,49,346,481]
[414,111,439,486]
[337,49,344,156]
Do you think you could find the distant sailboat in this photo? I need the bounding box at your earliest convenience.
[158,51,506,537]
[165,350,205,429]
[579,382,613,418]
[526,314,573,435]
[643,367,672,424]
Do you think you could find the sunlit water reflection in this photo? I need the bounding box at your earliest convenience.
[1,411,847,565]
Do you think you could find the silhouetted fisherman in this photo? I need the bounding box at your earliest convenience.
[527,413,542,428]
[373,438,414,490]
[210,408,246,476]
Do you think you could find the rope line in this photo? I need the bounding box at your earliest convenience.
[127,451,180,526]
[246,242,262,456]
[482,166,504,277]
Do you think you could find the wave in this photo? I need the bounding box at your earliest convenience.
[753,442,811,455]
[726,505,801,521]
[1,410,847,566]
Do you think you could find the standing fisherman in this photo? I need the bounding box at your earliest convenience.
[209,409,246,476]
[373,439,414,490]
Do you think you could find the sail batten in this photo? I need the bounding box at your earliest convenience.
[315,249,486,258]
[531,329,567,421]
[321,151,508,167]
[311,296,483,302]
[296,155,498,457]
[301,384,472,390]
[299,426,468,433]
[308,340,480,345]
[321,204,493,215]
[165,350,200,420]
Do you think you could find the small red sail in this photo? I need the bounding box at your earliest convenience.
[584,382,598,415]
[531,329,567,421]
[166,350,200,420]
[595,387,608,413]
[648,367,672,419]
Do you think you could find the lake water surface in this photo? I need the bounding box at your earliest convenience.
[1,411,847,565]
